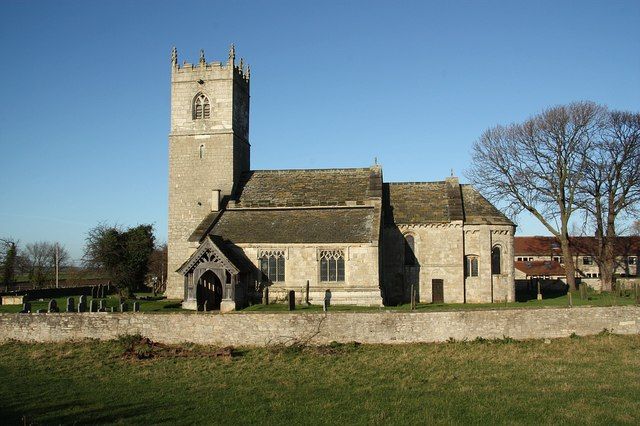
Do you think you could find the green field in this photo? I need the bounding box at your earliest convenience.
[0,334,639,424]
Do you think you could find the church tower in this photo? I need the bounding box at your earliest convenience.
[166,45,250,299]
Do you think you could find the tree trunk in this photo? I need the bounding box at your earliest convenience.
[560,238,577,291]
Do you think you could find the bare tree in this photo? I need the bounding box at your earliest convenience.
[1,238,19,292]
[147,243,168,294]
[580,110,640,291]
[467,101,605,291]
[23,241,70,288]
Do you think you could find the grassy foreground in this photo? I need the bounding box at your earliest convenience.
[0,334,639,424]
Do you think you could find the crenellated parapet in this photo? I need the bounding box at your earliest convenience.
[170,44,250,84]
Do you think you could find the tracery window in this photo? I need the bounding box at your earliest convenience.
[320,250,345,282]
[465,255,479,278]
[491,246,501,275]
[193,93,211,120]
[259,250,285,282]
[404,234,417,266]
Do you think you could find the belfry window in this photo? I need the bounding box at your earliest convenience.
[320,250,345,282]
[259,250,285,282]
[193,93,211,120]
[465,255,479,277]
[491,246,501,275]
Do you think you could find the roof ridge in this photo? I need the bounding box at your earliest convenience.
[387,181,446,185]
[246,167,372,173]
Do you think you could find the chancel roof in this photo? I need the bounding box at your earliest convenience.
[384,180,513,226]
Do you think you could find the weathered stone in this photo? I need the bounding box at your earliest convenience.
[89,299,97,313]
[288,290,295,311]
[78,295,87,313]
[262,287,269,305]
[48,299,59,313]
[66,297,75,313]
[19,302,31,314]
[133,302,140,312]
[1,306,639,346]
[120,303,127,312]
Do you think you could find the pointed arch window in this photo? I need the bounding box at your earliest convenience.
[320,250,345,282]
[193,93,211,120]
[259,250,285,282]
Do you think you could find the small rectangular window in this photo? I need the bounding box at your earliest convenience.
[583,256,592,265]
[628,256,637,265]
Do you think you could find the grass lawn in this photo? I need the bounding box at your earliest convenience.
[0,334,639,424]
[0,294,184,314]
[242,290,638,313]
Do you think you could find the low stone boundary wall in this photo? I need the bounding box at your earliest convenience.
[0,306,638,346]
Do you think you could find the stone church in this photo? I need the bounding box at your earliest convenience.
[166,46,515,311]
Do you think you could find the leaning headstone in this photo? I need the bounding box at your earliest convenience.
[120,302,127,312]
[288,290,295,311]
[36,309,47,313]
[78,295,87,312]
[324,289,332,312]
[133,302,140,312]
[48,299,59,313]
[66,297,75,313]
[19,302,31,314]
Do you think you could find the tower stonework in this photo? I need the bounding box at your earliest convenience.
[166,46,250,299]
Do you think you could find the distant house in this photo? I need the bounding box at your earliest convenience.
[514,236,639,289]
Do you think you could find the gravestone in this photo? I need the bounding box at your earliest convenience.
[66,297,75,312]
[288,290,295,311]
[203,300,209,312]
[262,286,269,305]
[133,302,140,312]
[78,295,87,312]
[120,302,127,312]
[98,300,106,311]
[305,280,310,306]
[48,299,59,313]
[110,307,115,313]
[89,299,97,312]
[99,284,105,298]
[19,302,31,314]
[324,289,332,312]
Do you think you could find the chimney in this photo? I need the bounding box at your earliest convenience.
[211,189,221,212]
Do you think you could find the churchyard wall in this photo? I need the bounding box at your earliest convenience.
[1,306,637,346]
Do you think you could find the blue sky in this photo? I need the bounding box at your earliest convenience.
[1,0,639,262]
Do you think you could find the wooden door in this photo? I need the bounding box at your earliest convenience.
[432,279,444,304]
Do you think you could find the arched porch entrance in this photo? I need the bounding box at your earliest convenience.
[196,270,223,311]
[177,236,242,312]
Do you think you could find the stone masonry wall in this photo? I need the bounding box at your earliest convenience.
[237,244,382,306]
[1,307,637,346]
